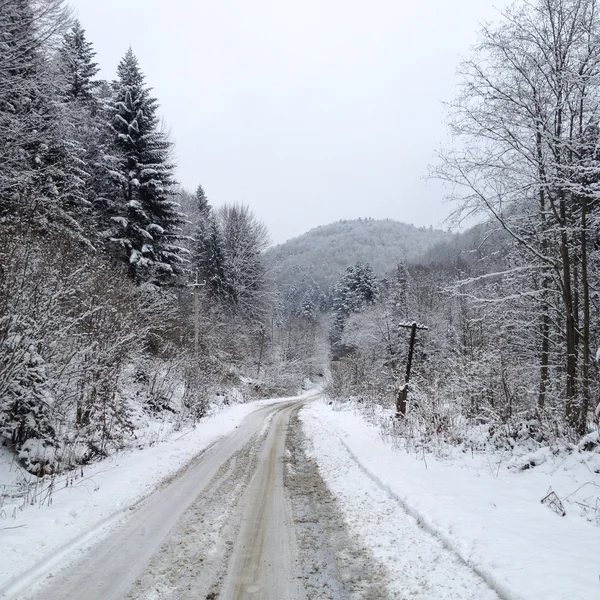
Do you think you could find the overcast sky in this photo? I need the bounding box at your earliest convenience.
[68,0,506,244]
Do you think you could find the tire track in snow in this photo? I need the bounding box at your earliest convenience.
[126,425,269,600]
[218,402,304,600]
[17,401,296,600]
[300,404,503,600]
[334,434,525,600]
[0,437,224,600]
[285,411,390,600]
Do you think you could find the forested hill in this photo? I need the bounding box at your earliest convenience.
[266,218,450,293]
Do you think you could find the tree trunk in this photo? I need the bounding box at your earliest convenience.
[580,195,591,433]
[538,297,550,410]
[559,191,579,429]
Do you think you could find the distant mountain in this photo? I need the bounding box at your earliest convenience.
[266,218,451,298]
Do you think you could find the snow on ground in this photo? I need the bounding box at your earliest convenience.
[0,393,307,593]
[301,399,600,600]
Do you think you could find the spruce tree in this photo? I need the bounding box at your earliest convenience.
[0,337,55,471]
[0,0,87,240]
[330,263,378,354]
[54,20,115,247]
[58,19,100,103]
[50,20,104,243]
[0,0,50,218]
[198,216,230,300]
[107,48,187,278]
[300,288,316,320]
[192,184,211,265]
[194,184,210,217]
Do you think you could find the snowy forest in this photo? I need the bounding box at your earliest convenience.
[276,0,600,454]
[0,0,326,475]
[4,0,600,480]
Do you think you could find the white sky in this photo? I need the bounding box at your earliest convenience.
[68,0,507,244]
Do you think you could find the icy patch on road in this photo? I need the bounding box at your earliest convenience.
[301,403,500,600]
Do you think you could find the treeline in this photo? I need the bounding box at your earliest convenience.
[325,0,600,448]
[0,0,320,474]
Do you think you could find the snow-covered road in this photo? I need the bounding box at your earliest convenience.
[219,400,303,599]
[4,395,519,600]
[16,399,305,600]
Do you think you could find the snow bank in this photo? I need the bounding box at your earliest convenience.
[301,399,600,600]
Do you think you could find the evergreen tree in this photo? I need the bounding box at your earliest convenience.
[355,263,378,306]
[0,0,51,217]
[192,184,211,264]
[50,20,104,243]
[389,261,409,320]
[54,20,117,247]
[0,0,90,241]
[197,215,230,300]
[300,288,316,320]
[107,48,187,278]
[330,262,378,354]
[0,337,55,470]
[194,184,210,217]
[58,19,99,103]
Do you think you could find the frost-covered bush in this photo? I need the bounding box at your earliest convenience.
[0,232,143,473]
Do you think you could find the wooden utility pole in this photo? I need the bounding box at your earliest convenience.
[396,321,428,417]
[257,325,266,376]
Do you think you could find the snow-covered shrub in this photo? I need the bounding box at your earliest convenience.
[0,232,143,472]
[0,332,55,455]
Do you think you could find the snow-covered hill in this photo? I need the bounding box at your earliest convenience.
[265,218,451,294]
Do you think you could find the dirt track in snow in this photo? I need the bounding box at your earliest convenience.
[19,397,381,600]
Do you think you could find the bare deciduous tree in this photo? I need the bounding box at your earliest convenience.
[434,0,600,433]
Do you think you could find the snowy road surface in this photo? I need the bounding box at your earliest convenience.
[219,400,303,599]
[19,399,304,600]
[6,395,505,600]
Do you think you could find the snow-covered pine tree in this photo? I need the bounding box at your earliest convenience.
[197,215,230,300]
[58,19,99,102]
[107,48,187,279]
[389,261,409,320]
[0,333,56,473]
[194,184,210,217]
[192,184,211,264]
[330,263,378,355]
[53,20,117,247]
[330,266,355,349]
[0,0,91,241]
[356,263,379,306]
[0,0,52,220]
[45,19,107,244]
[300,288,316,321]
